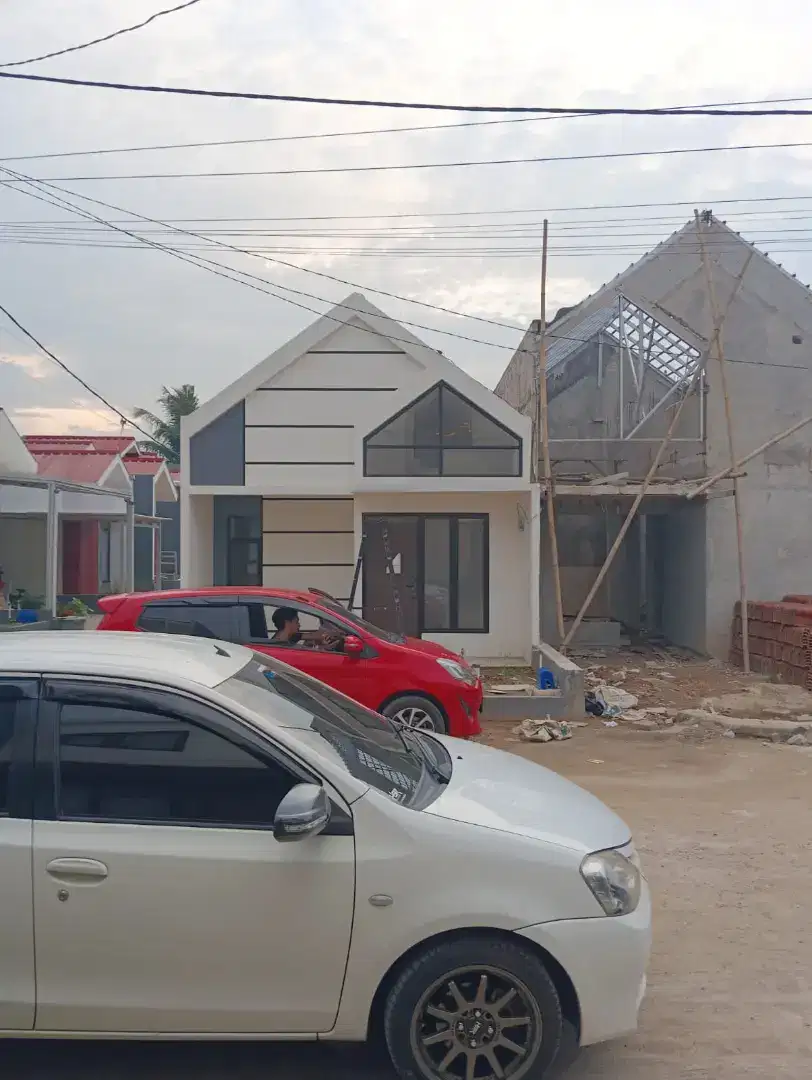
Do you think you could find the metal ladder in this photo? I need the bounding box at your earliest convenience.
[346,524,404,635]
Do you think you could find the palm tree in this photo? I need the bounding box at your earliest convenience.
[133,384,199,465]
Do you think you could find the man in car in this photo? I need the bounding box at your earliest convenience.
[270,607,343,651]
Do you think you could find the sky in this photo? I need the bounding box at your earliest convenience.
[2,0,812,435]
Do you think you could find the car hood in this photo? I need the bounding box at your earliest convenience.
[424,736,631,855]
[400,636,465,661]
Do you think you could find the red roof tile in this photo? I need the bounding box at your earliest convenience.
[30,450,119,484]
[24,434,138,455]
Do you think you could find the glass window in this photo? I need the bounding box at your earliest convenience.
[456,518,487,630]
[420,516,488,633]
[223,659,441,807]
[423,518,451,630]
[0,703,14,815]
[137,602,236,639]
[56,701,297,827]
[363,382,520,477]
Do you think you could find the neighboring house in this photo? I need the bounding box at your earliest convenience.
[181,293,536,665]
[1,414,135,612]
[495,213,812,658]
[25,435,178,594]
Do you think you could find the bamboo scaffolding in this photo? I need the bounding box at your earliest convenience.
[561,246,754,651]
[687,412,812,500]
[537,220,565,645]
[694,210,750,672]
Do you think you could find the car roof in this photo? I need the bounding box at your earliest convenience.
[0,631,251,688]
[119,587,319,604]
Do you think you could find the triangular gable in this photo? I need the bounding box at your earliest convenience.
[97,456,134,495]
[184,292,455,440]
[0,409,38,475]
[542,214,812,355]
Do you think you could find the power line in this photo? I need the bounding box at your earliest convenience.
[0,300,154,441]
[0,0,205,69]
[5,94,812,164]
[4,194,812,225]
[5,69,812,117]
[0,168,528,351]
[16,140,812,182]
[4,171,811,376]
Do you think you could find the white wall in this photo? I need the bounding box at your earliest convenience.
[262,497,355,601]
[353,491,533,664]
[243,318,423,492]
[181,494,213,588]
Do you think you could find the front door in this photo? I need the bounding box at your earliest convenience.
[361,516,420,636]
[32,681,355,1034]
[0,679,37,1031]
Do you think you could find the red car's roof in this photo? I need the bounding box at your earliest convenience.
[116,586,327,604]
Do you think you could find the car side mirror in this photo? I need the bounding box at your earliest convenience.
[344,634,364,656]
[273,784,331,843]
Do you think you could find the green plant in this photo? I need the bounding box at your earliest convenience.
[59,597,92,618]
[133,384,199,464]
[10,589,43,610]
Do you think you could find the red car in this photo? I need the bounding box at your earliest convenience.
[96,587,483,738]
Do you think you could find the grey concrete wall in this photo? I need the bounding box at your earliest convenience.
[132,474,154,516]
[157,498,180,577]
[133,525,154,592]
[659,502,707,652]
[212,495,261,586]
[189,401,245,486]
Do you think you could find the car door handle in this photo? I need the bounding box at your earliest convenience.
[46,858,109,883]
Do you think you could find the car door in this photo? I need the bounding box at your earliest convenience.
[0,678,37,1031]
[239,598,375,706]
[32,679,355,1035]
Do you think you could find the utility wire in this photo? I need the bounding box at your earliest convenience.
[0,0,205,69]
[3,194,812,225]
[0,300,155,440]
[4,94,812,164]
[5,69,812,117]
[4,172,811,375]
[16,140,812,182]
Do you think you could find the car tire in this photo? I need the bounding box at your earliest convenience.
[383,935,563,1080]
[382,695,448,734]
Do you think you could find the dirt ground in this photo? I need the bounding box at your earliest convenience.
[5,693,812,1078]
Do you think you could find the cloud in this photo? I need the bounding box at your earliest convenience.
[3,0,812,405]
[0,352,50,380]
[11,402,122,435]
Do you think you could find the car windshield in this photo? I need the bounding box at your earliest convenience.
[313,598,406,644]
[218,655,445,807]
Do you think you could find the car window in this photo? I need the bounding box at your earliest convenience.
[221,657,441,808]
[137,602,240,640]
[0,680,37,817]
[54,699,297,828]
[245,603,348,653]
[0,703,13,815]
[312,598,405,644]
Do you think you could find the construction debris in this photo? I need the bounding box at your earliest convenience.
[513,718,572,742]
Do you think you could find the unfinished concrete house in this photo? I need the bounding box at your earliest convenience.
[495,213,812,659]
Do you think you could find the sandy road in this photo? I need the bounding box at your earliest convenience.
[4,724,811,1078]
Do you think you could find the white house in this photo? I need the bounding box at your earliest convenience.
[181,294,537,665]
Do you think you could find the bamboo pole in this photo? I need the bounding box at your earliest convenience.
[687,411,812,500]
[561,247,754,650]
[537,220,566,645]
[694,210,750,673]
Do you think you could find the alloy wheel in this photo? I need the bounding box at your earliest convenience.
[410,965,542,1080]
[393,706,437,731]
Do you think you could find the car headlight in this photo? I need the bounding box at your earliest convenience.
[580,847,641,916]
[436,657,478,685]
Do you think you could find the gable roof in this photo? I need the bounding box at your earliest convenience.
[542,213,812,352]
[30,449,125,487]
[24,433,139,456]
[184,292,469,440]
[0,409,38,475]
[123,453,177,501]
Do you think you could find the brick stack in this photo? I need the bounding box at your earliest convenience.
[730,596,812,688]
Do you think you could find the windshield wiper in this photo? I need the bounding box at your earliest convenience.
[395,725,451,783]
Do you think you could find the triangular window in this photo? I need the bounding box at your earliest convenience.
[364,382,521,477]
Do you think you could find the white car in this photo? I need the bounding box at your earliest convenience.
[0,632,650,1079]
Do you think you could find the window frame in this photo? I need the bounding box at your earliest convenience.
[226,514,263,587]
[362,513,489,634]
[0,677,39,820]
[136,597,249,641]
[363,381,522,478]
[237,598,377,657]
[35,677,352,834]
[98,523,112,585]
